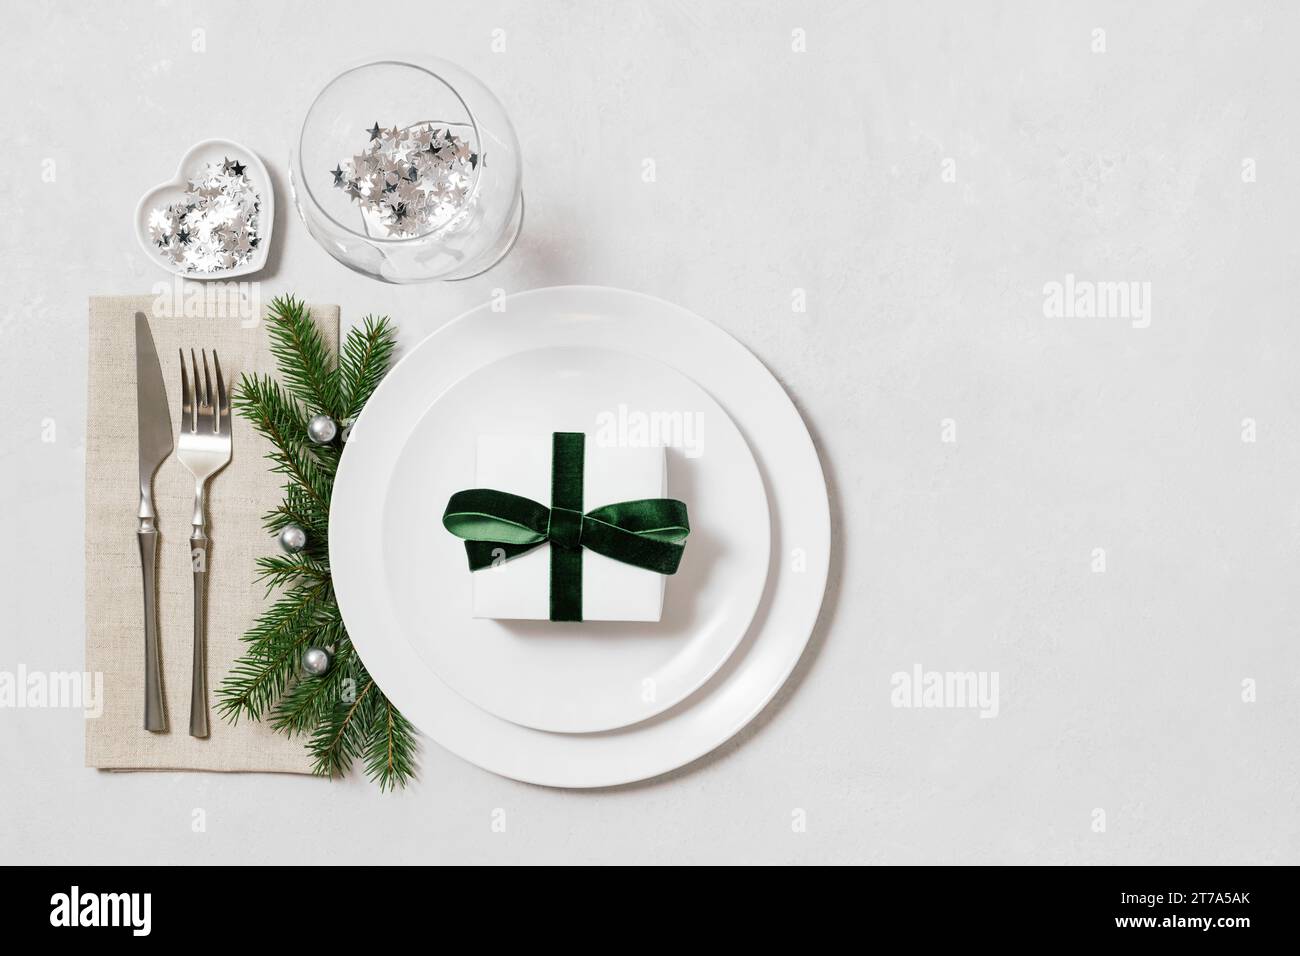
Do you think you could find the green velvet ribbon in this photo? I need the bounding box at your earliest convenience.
[442,432,690,622]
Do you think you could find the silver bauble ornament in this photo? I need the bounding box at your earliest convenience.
[302,646,332,677]
[278,524,308,553]
[307,413,338,444]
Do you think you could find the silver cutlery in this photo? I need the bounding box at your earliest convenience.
[134,313,173,732]
[176,348,232,738]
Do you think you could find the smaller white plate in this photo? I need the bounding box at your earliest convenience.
[134,138,274,279]
[382,346,771,733]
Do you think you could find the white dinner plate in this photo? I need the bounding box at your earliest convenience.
[383,345,770,732]
[332,286,830,787]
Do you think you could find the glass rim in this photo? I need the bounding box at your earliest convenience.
[296,59,484,245]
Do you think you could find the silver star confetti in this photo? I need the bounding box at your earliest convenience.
[150,158,262,274]
[331,121,477,238]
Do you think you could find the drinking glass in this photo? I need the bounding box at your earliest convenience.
[291,58,523,283]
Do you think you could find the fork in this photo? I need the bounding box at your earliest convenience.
[177,349,232,738]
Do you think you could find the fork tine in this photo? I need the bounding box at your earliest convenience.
[190,349,202,431]
[179,348,192,432]
[200,350,215,432]
[213,351,230,435]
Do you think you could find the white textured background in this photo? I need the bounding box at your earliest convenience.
[3,0,1298,864]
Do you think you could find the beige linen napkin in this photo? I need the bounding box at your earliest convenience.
[85,295,338,772]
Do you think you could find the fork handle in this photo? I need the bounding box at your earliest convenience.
[189,527,210,738]
[137,527,167,732]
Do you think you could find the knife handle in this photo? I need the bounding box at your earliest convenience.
[189,528,210,738]
[137,527,167,732]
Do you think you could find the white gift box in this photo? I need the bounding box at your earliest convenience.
[471,434,668,622]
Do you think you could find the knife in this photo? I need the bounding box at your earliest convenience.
[135,312,172,732]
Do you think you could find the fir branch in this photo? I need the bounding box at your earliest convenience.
[339,315,398,421]
[220,293,413,788]
[233,371,313,450]
[254,553,332,592]
[215,582,327,722]
[269,641,352,736]
[265,295,342,418]
[234,373,334,510]
[310,676,375,779]
[263,484,330,545]
[363,690,418,792]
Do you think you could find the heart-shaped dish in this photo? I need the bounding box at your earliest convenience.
[134,138,274,279]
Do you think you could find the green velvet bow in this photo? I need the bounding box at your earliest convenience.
[442,432,690,622]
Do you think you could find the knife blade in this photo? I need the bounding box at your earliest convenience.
[136,312,173,483]
[135,312,172,732]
